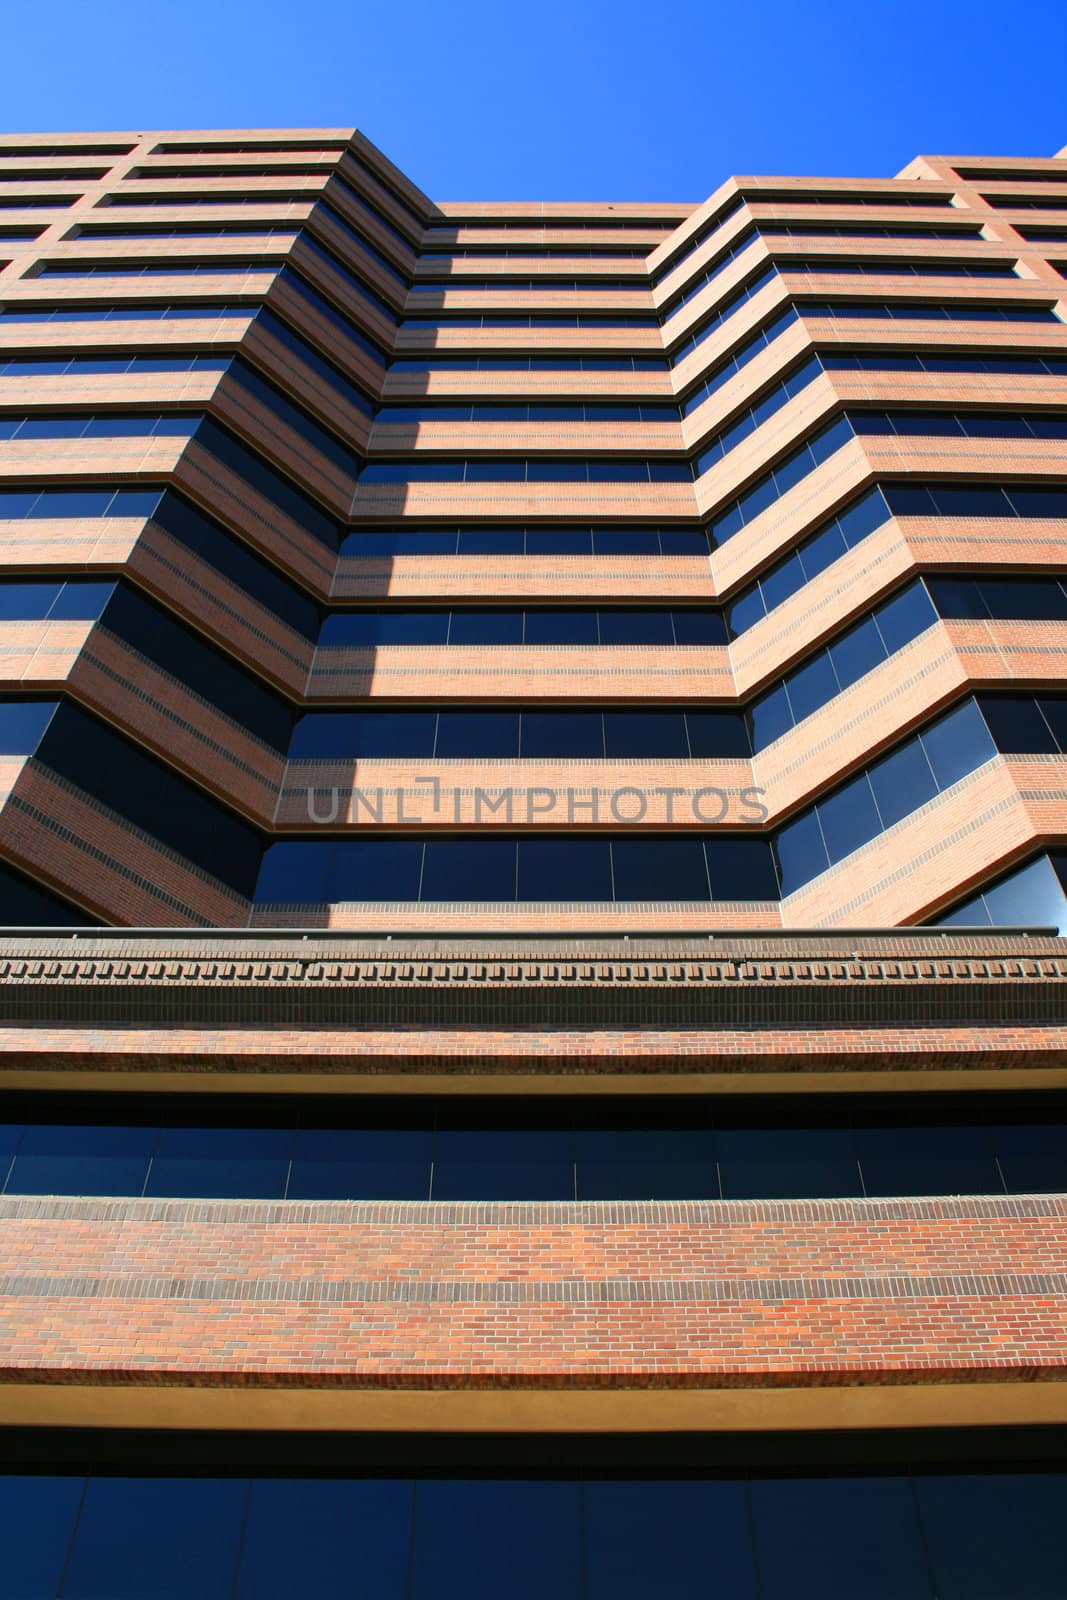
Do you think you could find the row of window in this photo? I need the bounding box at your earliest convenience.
[761,223,981,240]
[409,278,649,293]
[1,1105,1062,1200]
[388,353,668,371]
[0,300,250,321]
[356,459,693,484]
[803,298,1059,323]
[0,352,229,375]
[375,401,680,424]
[784,256,1017,278]
[68,224,299,241]
[4,1468,1061,1600]
[34,260,278,279]
[0,414,193,441]
[707,414,854,543]
[937,850,1067,934]
[255,835,780,904]
[316,607,727,647]
[852,409,1067,440]
[0,485,163,520]
[776,697,1002,895]
[667,266,777,365]
[693,355,822,474]
[288,706,749,761]
[418,246,650,259]
[821,349,1067,377]
[725,483,1067,638]
[339,526,711,556]
[400,313,658,329]
[679,307,798,414]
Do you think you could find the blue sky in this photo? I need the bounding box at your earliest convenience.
[3,0,1064,201]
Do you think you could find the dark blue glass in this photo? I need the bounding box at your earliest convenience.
[775,809,828,895]
[855,1126,1000,1196]
[0,700,57,754]
[705,837,780,900]
[873,580,937,653]
[598,610,675,645]
[603,711,689,758]
[868,739,939,829]
[61,1477,245,1600]
[421,838,516,900]
[1036,696,1067,754]
[47,581,115,621]
[816,772,881,864]
[750,1476,931,1599]
[525,530,593,554]
[0,583,61,619]
[915,1472,1067,1598]
[521,711,604,758]
[448,611,525,645]
[522,610,599,645]
[457,530,525,554]
[799,519,848,578]
[0,1476,84,1600]
[517,838,613,901]
[328,839,424,901]
[145,1127,292,1198]
[288,1127,432,1199]
[434,711,520,757]
[671,609,728,644]
[610,837,711,901]
[255,842,329,903]
[978,579,1067,621]
[7,1125,153,1197]
[585,1480,756,1598]
[982,854,1067,932]
[432,1125,574,1201]
[919,700,996,789]
[319,612,449,646]
[411,1479,580,1600]
[576,1129,718,1200]
[236,1478,411,1599]
[718,1126,861,1198]
[758,551,805,613]
[977,695,1059,755]
[828,615,888,690]
[289,711,437,760]
[995,1123,1067,1191]
[726,586,767,636]
[784,651,839,723]
[685,711,751,758]
[925,576,988,619]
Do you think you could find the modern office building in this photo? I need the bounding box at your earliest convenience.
[0,130,1065,1593]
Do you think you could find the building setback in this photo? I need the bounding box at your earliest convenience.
[0,130,1064,1592]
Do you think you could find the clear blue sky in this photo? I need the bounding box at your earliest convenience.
[3,0,1064,202]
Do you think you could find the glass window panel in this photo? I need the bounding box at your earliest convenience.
[522,609,599,645]
[457,529,524,554]
[145,1127,291,1198]
[576,1129,718,1200]
[757,551,805,613]
[931,485,1013,517]
[447,611,524,645]
[517,838,613,901]
[828,615,888,691]
[236,1478,411,1600]
[255,842,329,903]
[718,1126,861,1198]
[995,1123,1067,1192]
[410,1479,580,1600]
[915,1472,1067,1598]
[925,576,988,619]
[432,1123,574,1202]
[319,612,449,646]
[0,583,61,619]
[775,809,828,895]
[868,739,939,829]
[289,711,437,761]
[976,695,1058,755]
[525,530,593,554]
[585,1480,756,1598]
[47,581,115,621]
[685,711,751,758]
[1036,696,1067,754]
[0,1476,85,1600]
[421,838,516,901]
[671,609,728,645]
[816,772,881,864]
[784,651,840,723]
[799,519,848,578]
[434,711,520,758]
[597,610,675,645]
[610,837,711,901]
[7,1124,153,1196]
[726,586,766,636]
[982,854,1067,932]
[705,838,780,901]
[0,700,57,755]
[521,709,604,758]
[982,579,1067,621]
[855,1125,1001,1196]
[288,1127,432,1200]
[603,711,689,759]
[328,839,423,901]
[873,580,938,654]
[750,1476,931,1600]
[920,699,997,789]
[61,1477,245,1600]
